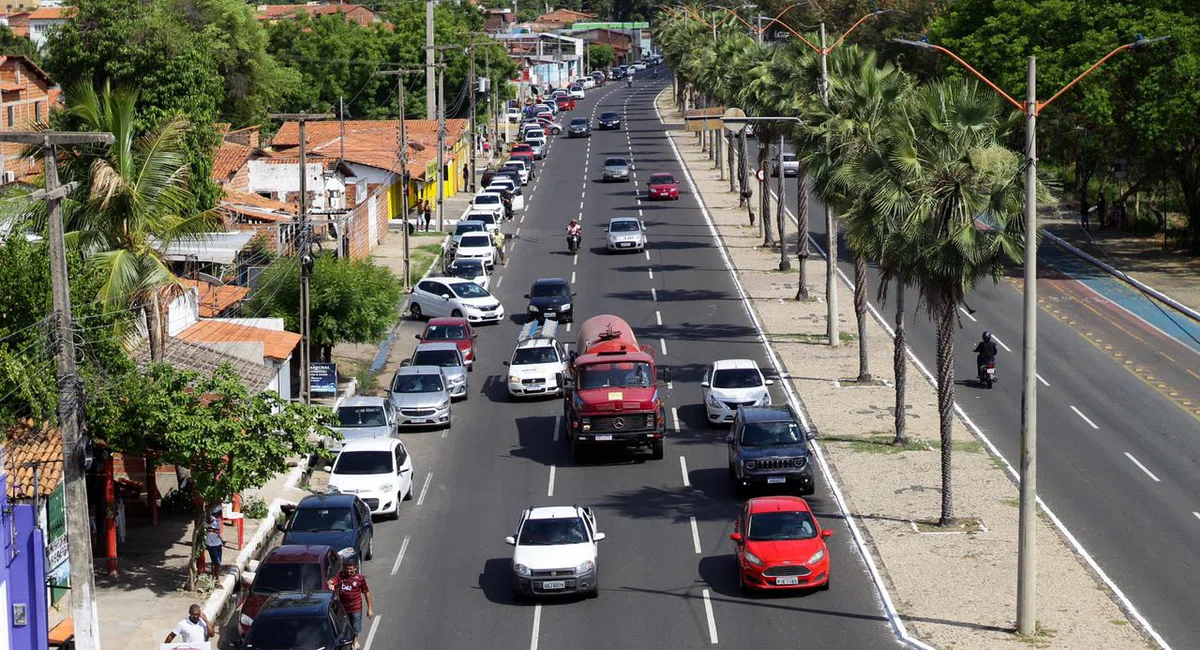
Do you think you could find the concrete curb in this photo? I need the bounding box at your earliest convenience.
[1041,229,1200,323]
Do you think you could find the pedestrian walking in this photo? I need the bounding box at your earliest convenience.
[422,199,433,231]
[204,510,223,580]
[329,558,373,650]
[492,229,506,266]
[164,604,213,644]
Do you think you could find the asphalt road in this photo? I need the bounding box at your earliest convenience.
[755,133,1200,649]
[346,79,901,650]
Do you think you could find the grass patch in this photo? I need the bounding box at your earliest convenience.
[334,357,379,395]
[922,438,986,454]
[1109,619,1129,626]
[767,331,857,345]
[1014,623,1056,648]
[822,433,930,453]
[408,242,445,285]
[1001,497,1020,508]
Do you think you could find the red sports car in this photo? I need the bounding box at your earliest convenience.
[647,172,680,200]
[730,496,832,592]
[417,317,478,369]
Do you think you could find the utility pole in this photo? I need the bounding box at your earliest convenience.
[777,132,790,271]
[818,23,839,347]
[339,96,346,163]
[432,48,454,232]
[0,130,115,650]
[268,112,333,405]
[377,70,421,291]
[426,0,436,118]
[485,47,496,163]
[468,45,478,193]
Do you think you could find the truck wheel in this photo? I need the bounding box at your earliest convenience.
[571,439,587,464]
[650,440,664,460]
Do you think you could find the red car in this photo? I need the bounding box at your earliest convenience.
[417,317,478,369]
[555,96,575,111]
[730,496,832,592]
[510,143,533,155]
[647,172,680,200]
[237,544,342,634]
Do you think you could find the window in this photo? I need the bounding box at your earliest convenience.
[6,106,13,128]
[34,101,42,123]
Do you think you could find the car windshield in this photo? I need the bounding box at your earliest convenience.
[578,361,653,389]
[424,324,467,340]
[392,373,444,393]
[530,282,569,298]
[251,562,325,594]
[450,282,489,299]
[459,235,491,249]
[712,368,763,389]
[244,617,331,650]
[601,112,619,120]
[413,349,461,368]
[333,451,393,475]
[447,261,483,279]
[474,194,500,205]
[604,158,628,167]
[747,511,818,541]
[609,220,639,233]
[649,174,675,185]
[570,118,587,126]
[455,223,484,236]
[739,420,804,446]
[289,506,353,532]
[336,406,387,427]
[513,346,559,365]
[518,517,589,545]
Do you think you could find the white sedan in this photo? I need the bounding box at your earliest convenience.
[469,192,506,220]
[506,505,605,598]
[700,359,774,426]
[326,438,414,520]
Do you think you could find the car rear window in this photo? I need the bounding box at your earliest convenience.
[455,223,484,235]
[336,406,386,427]
[252,562,325,594]
[413,349,461,368]
[650,174,675,184]
[474,194,500,205]
[333,450,394,475]
[460,234,491,248]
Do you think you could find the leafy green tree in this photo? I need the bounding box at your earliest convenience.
[587,44,615,71]
[0,26,41,63]
[246,254,403,362]
[87,362,335,589]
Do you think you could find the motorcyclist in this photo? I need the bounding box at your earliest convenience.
[627,75,634,88]
[973,331,998,379]
[566,220,582,251]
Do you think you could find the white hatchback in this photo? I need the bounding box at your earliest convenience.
[470,192,505,220]
[409,277,505,324]
[455,232,497,269]
[326,439,414,519]
[700,359,774,425]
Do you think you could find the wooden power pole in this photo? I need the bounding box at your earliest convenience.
[0,130,115,650]
[377,69,422,290]
[268,112,332,405]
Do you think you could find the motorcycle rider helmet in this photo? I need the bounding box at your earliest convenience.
[982,330,992,341]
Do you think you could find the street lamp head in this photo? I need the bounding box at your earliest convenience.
[893,37,934,49]
[1130,34,1171,51]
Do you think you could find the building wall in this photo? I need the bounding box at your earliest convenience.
[246,160,346,211]
[0,58,54,182]
[1,457,50,650]
[27,18,63,47]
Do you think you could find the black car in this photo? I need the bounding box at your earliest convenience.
[524,277,576,323]
[567,117,591,138]
[241,592,354,650]
[597,111,621,130]
[726,405,816,497]
[278,493,375,561]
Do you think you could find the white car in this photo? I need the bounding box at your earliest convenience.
[605,217,647,252]
[409,277,505,324]
[503,160,530,185]
[326,439,414,520]
[700,359,774,425]
[444,258,490,290]
[630,62,646,72]
[454,232,497,269]
[567,85,585,99]
[463,210,502,234]
[507,321,566,399]
[506,505,605,598]
[469,192,505,220]
[487,181,524,211]
[450,220,488,252]
[525,137,547,160]
[507,107,523,122]
[577,77,595,90]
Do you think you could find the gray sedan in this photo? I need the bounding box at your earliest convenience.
[602,157,632,182]
[405,342,468,400]
[388,366,452,429]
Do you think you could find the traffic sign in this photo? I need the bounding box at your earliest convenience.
[722,107,747,133]
[756,168,766,182]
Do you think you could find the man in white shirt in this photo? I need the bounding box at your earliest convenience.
[164,604,213,644]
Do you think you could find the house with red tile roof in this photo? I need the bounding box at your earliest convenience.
[255,2,381,26]
[0,55,57,185]
[26,6,71,47]
[533,8,596,31]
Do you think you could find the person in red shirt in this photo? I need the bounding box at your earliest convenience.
[329,558,373,649]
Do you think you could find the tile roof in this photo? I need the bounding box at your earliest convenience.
[27,7,72,20]
[535,8,597,24]
[178,319,301,361]
[133,337,277,392]
[271,119,463,176]
[0,55,55,86]
[179,278,250,317]
[258,3,376,19]
[212,141,254,182]
[3,420,62,499]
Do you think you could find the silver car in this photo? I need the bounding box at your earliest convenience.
[602,156,632,182]
[605,217,647,252]
[405,342,468,400]
[774,152,799,177]
[328,396,398,451]
[388,366,452,429]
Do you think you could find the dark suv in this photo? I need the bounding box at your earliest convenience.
[726,405,816,497]
[241,592,354,650]
[279,494,375,562]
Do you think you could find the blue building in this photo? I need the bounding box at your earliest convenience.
[2,440,51,650]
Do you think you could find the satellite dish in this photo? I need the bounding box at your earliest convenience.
[196,272,223,286]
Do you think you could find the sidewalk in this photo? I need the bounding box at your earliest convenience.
[659,89,1149,649]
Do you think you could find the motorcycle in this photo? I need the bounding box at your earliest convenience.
[978,361,997,388]
[627,78,634,88]
[567,233,581,253]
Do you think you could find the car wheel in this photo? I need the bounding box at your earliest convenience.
[451,309,463,318]
[588,573,600,599]
[389,497,401,520]
[410,303,423,320]
[818,571,831,591]
[363,535,374,561]
[404,485,413,501]
[727,463,736,479]
[734,481,748,499]
[650,440,664,460]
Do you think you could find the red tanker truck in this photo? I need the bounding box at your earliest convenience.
[563,315,670,462]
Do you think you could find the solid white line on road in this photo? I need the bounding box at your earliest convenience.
[656,310,662,326]
[651,288,658,301]
[992,335,1013,352]
[671,406,680,433]
[958,306,977,322]
[1070,405,1100,430]
[529,604,542,650]
[679,455,690,487]
[702,589,718,644]
[1037,374,1050,387]
[570,271,576,283]
[660,338,668,355]
[496,276,504,288]
[1124,452,1161,482]
[645,250,651,261]
[363,614,382,650]
[547,465,557,496]
[553,415,561,442]
[648,267,654,279]
[417,472,433,506]
[689,516,702,554]
[390,535,411,575]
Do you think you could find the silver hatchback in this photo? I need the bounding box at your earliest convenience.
[405,342,468,400]
[328,396,398,451]
[602,157,632,182]
[605,217,647,252]
[388,365,452,429]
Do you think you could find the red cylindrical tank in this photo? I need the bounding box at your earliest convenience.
[577,315,639,355]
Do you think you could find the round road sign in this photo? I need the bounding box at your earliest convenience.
[722,107,747,133]
[756,168,766,182]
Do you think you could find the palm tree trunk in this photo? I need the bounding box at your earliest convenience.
[148,291,165,362]
[935,294,957,526]
[776,142,790,270]
[727,131,735,193]
[794,172,811,300]
[758,145,774,245]
[854,255,871,382]
[892,280,907,446]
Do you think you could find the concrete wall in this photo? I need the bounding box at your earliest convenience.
[247,161,347,211]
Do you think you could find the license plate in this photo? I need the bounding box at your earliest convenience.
[594,434,613,441]
[618,242,632,248]
[767,477,786,485]
[542,580,566,590]
[775,576,800,586]
[410,419,427,424]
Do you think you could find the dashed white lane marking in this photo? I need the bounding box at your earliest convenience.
[570,271,576,283]
[702,589,718,644]
[1193,511,1200,522]
[553,415,561,442]
[671,406,680,433]
[689,516,702,554]
[651,288,657,301]
[574,253,579,266]
[639,209,644,216]
[520,214,525,223]
[578,211,584,220]
[644,250,651,261]
[390,535,411,575]
[529,604,542,650]
[496,276,504,288]
[547,465,557,496]
[648,267,654,279]
[679,455,690,487]
[516,227,521,236]
[1124,452,1160,482]
[441,425,448,439]
[656,310,662,326]
[417,472,433,506]
[1070,405,1100,430]
[566,322,571,331]
[660,338,668,355]
[958,306,977,322]
[1037,374,1050,387]
[580,200,584,210]
[992,335,1013,352]
[363,614,383,650]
